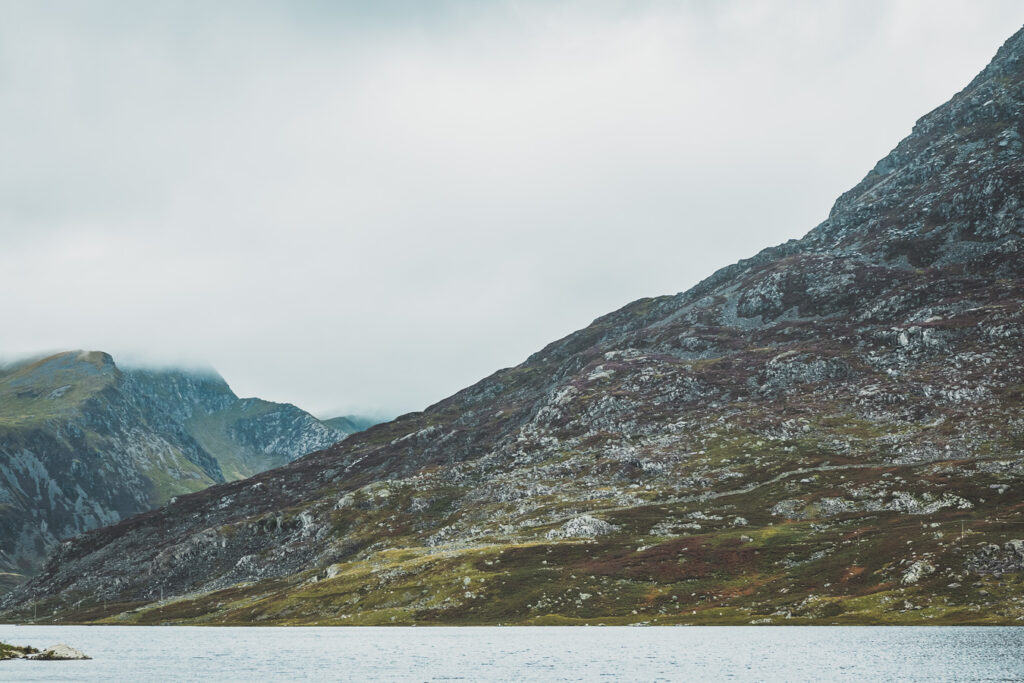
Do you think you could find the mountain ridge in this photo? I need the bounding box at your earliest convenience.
[0,350,347,589]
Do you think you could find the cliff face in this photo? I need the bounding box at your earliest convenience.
[6,28,1024,625]
[0,351,344,589]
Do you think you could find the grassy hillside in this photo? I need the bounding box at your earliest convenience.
[187,400,289,481]
[0,352,117,428]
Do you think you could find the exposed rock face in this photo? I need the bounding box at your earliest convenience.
[547,516,618,539]
[5,28,1024,625]
[0,351,345,588]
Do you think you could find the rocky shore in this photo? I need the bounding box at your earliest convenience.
[0,641,89,660]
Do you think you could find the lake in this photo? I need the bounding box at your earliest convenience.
[0,625,1022,681]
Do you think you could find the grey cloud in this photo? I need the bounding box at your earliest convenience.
[1,0,1022,416]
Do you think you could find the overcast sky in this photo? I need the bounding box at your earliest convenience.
[1,1,1022,418]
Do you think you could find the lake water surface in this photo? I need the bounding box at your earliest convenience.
[0,625,1021,681]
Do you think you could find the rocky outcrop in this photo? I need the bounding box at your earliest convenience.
[902,561,936,585]
[967,540,1024,575]
[0,642,89,660]
[25,644,90,661]
[547,515,618,539]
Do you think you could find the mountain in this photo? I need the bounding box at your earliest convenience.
[0,351,345,590]
[6,27,1024,625]
[322,415,381,436]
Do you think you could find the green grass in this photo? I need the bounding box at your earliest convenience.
[0,641,39,660]
[67,504,1024,627]
[0,351,117,428]
[141,456,217,506]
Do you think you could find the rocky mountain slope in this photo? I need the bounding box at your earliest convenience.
[6,27,1024,625]
[0,351,345,589]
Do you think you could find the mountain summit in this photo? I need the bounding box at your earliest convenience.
[7,27,1024,624]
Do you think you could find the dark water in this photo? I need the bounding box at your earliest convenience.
[1,625,1022,681]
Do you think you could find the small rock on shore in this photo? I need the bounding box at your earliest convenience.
[1,641,89,661]
[27,644,91,660]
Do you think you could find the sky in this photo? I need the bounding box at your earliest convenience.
[1,1,1022,419]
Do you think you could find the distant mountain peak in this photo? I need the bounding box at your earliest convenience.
[69,349,115,368]
[7,349,117,378]
[803,25,1024,266]
[322,414,382,435]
